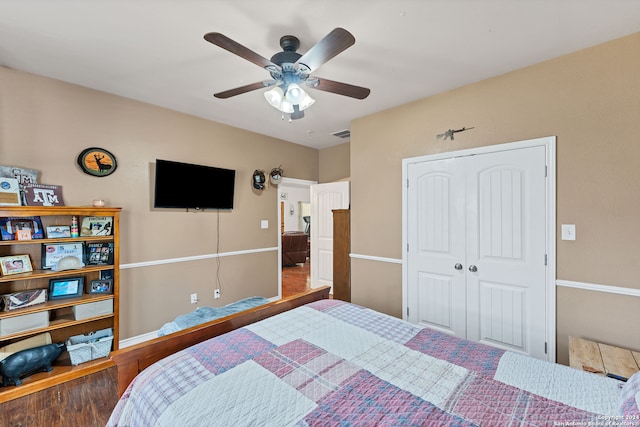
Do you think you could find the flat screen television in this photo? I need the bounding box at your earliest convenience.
[153,159,236,210]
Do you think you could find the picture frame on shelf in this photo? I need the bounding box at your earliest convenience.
[46,225,72,239]
[48,277,84,300]
[0,254,33,276]
[99,269,114,281]
[80,216,113,236]
[86,242,114,266]
[0,216,44,241]
[89,279,113,294]
[42,242,84,270]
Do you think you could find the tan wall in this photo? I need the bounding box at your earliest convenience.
[350,33,640,364]
[0,67,319,339]
[319,142,350,183]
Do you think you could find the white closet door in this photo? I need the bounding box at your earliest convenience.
[310,181,350,292]
[406,143,548,360]
[406,158,467,337]
[465,145,547,358]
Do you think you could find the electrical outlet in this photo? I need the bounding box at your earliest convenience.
[190,293,198,304]
[214,289,221,299]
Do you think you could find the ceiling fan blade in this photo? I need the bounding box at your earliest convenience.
[214,81,271,99]
[204,32,278,70]
[309,77,370,100]
[296,28,355,72]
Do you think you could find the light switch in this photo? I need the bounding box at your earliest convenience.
[261,220,269,229]
[561,224,576,241]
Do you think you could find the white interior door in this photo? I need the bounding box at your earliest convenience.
[405,141,551,360]
[406,158,467,337]
[465,146,547,359]
[310,181,350,291]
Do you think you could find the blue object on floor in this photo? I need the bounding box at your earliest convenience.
[158,296,269,336]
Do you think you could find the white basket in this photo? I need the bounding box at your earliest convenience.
[66,329,114,365]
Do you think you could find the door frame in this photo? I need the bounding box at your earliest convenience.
[402,136,557,361]
[276,177,316,299]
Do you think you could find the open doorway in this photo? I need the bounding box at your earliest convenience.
[277,178,316,298]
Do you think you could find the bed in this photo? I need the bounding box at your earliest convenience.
[108,293,640,426]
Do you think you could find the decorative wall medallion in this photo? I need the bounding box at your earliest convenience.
[77,147,118,177]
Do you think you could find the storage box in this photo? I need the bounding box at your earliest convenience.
[0,332,51,361]
[0,311,49,337]
[0,289,47,312]
[66,328,113,365]
[72,299,113,320]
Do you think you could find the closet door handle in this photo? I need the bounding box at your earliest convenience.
[454,263,463,270]
[468,265,478,272]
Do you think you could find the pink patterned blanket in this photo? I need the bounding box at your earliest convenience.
[108,299,629,426]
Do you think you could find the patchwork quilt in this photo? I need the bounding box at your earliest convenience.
[108,300,632,427]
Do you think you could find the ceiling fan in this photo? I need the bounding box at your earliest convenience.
[203,28,371,120]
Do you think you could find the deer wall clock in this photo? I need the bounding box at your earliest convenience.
[77,147,118,177]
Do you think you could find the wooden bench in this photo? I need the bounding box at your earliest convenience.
[569,336,640,381]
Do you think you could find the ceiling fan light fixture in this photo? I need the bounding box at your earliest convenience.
[206,28,370,120]
[264,86,284,109]
[284,83,305,104]
[279,99,295,114]
[298,92,315,111]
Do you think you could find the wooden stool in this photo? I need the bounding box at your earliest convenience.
[569,336,640,380]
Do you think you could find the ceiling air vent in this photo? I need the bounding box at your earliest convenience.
[331,129,351,139]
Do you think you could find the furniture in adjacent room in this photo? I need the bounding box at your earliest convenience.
[0,206,121,421]
[569,336,640,380]
[281,231,308,266]
[332,209,350,302]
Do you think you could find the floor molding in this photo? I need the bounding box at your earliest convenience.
[119,330,159,348]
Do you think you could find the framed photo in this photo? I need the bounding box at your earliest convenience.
[0,216,44,241]
[86,242,114,265]
[46,225,72,238]
[77,147,118,177]
[42,242,84,270]
[89,279,113,294]
[80,216,113,236]
[0,255,33,276]
[99,269,114,281]
[48,277,84,300]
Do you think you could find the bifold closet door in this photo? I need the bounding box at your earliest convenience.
[407,146,547,359]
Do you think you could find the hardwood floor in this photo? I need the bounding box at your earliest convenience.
[282,259,310,298]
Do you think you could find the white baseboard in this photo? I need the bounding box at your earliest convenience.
[119,330,159,348]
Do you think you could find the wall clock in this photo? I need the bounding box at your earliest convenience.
[77,147,118,177]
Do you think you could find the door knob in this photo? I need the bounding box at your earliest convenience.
[454,263,463,270]
[468,265,478,272]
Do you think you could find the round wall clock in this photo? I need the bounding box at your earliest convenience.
[77,147,118,177]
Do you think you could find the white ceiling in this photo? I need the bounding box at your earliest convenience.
[1,1,639,149]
